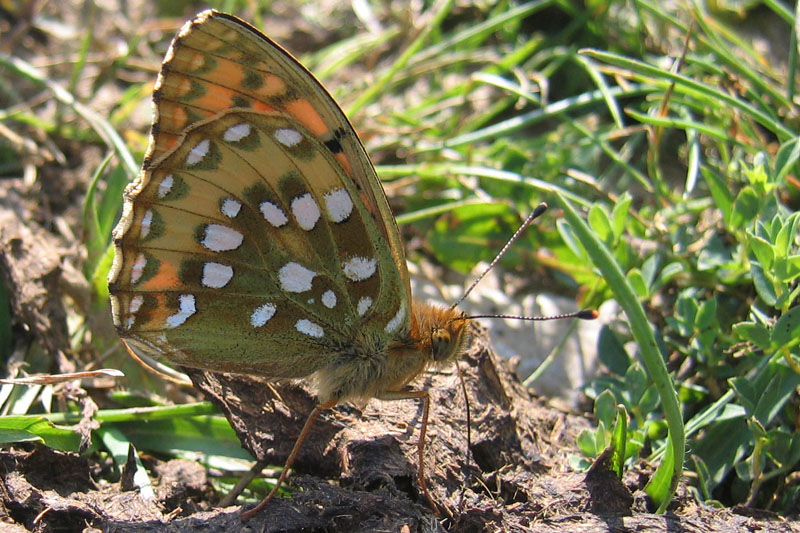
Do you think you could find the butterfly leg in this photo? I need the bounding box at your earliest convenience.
[376,389,440,514]
[241,398,337,521]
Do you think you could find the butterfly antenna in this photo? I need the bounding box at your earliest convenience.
[450,203,548,311]
[466,309,599,322]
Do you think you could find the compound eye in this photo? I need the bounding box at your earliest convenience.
[431,328,452,361]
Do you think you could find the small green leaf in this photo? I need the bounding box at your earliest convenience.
[594,389,618,426]
[701,167,733,220]
[732,321,771,349]
[626,268,649,298]
[770,306,800,350]
[0,415,82,452]
[729,186,760,229]
[773,137,800,183]
[695,298,717,331]
[597,325,631,375]
[610,193,632,240]
[729,377,756,415]
[588,204,613,244]
[751,262,777,306]
[748,234,775,270]
[610,405,628,478]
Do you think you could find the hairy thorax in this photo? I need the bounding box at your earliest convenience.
[313,302,471,404]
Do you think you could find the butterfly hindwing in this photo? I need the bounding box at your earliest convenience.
[109,11,412,377]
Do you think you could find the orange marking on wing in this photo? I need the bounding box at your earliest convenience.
[359,192,378,216]
[152,135,180,158]
[141,261,183,292]
[147,294,170,327]
[254,73,287,99]
[170,77,195,99]
[158,104,190,129]
[251,100,276,112]
[194,85,240,112]
[335,153,353,177]
[286,98,329,137]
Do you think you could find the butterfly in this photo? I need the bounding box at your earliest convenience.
[108,9,473,518]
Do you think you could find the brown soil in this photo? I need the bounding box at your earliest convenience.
[0,260,795,532]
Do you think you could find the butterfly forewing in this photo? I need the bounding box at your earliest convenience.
[152,11,409,297]
[109,11,412,376]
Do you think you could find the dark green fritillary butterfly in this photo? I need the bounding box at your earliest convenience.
[108,10,472,517]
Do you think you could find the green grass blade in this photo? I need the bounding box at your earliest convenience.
[556,191,685,513]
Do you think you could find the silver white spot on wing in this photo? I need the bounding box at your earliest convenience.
[321,290,337,309]
[128,295,143,314]
[260,201,288,227]
[166,294,196,328]
[130,253,146,284]
[384,301,406,334]
[125,295,144,329]
[251,303,276,327]
[223,122,251,142]
[275,128,303,147]
[291,193,320,231]
[357,296,372,316]
[342,256,377,282]
[295,318,323,338]
[324,188,353,223]
[201,224,244,252]
[140,210,153,239]
[278,262,316,293]
[201,262,234,288]
[220,198,242,218]
[157,174,174,198]
[186,139,210,165]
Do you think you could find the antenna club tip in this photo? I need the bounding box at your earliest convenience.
[577,309,599,320]
[532,203,548,217]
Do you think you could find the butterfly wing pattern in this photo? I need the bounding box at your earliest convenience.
[109,10,471,515]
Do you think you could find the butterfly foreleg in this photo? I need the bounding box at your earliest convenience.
[240,398,338,521]
[376,389,439,514]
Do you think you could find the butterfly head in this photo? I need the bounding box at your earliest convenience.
[410,303,472,367]
[432,314,472,364]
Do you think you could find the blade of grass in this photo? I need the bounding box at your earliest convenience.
[555,190,685,513]
[0,53,138,177]
[580,49,795,140]
[348,0,456,115]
